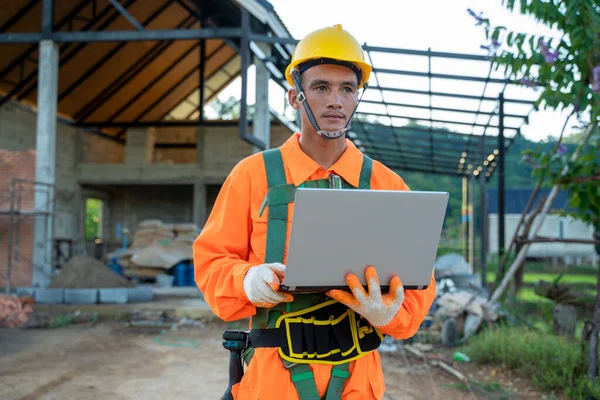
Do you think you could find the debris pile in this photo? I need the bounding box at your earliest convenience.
[417,253,500,346]
[0,294,34,328]
[110,220,200,279]
[49,255,134,289]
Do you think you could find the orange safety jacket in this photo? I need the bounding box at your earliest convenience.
[193,132,436,399]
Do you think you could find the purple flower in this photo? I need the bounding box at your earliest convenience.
[519,78,535,87]
[492,39,501,48]
[537,39,558,64]
[592,66,600,93]
[556,143,568,155]
[521,155,538,167]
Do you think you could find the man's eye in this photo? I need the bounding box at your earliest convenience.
[316,86,327,92]
[343,87,355,93]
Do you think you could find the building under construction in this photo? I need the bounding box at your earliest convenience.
[0,0,538,292]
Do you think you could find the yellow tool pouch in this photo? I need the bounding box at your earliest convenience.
[249,299,383,365]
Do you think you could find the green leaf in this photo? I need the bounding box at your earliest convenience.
[571,192,581,208]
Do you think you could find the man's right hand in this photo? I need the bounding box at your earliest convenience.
[242,262,294,308]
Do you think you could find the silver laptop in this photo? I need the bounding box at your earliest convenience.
[281,188,449,292]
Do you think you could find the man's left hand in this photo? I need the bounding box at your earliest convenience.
[326,266,405,328]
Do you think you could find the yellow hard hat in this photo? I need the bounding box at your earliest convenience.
[285,24,371,89]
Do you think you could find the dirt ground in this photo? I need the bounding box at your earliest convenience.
[0,320,557,400]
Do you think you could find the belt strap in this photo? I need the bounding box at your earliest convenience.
[326,363,350,400]
[284,360,350,400]
[262,148,288,264]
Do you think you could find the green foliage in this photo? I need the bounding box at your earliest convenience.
[475,0,600,117]
[462,326,600,399]
[48,313,77,329]
[448,381,512,399]
[470,0,600,257]
[522,132,600,232]
[85,198,103,240]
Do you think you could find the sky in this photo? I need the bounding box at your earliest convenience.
[212,0,578,143]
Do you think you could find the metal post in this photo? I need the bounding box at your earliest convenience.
[469,175,475,273]
[41,0,54,38]
[479,136,488,287]
[238,8,264,149]
[253,42,271,153]
[498,92,506,260]
[462,176,468,262]
[198,21,206,121]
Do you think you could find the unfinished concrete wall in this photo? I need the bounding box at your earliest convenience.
[0,100,125,287]
[1,96,296,285]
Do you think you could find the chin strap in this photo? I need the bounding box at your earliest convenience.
[290,68,367,140]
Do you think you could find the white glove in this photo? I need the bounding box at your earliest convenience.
[327,266,405,327]
[243,262,294,308]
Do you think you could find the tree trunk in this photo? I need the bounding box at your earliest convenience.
[589,225,600,384]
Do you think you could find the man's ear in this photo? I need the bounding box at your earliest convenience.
[288,88,300,110]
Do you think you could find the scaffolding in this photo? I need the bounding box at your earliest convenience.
[0,178,55,294]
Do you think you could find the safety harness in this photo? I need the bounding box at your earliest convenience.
[242,148,384,400]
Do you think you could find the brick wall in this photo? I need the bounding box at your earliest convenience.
[0,149,36,288]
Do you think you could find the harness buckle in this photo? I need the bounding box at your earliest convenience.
[283,361,298,370]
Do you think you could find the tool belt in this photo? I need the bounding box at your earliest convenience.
[250,299,383,365]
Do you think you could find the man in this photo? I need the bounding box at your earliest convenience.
[193,24,436,400]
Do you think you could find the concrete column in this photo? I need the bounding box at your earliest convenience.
[193,182,207,228]
[32,40,59,288]
[125,127,156,165]
[253,44,271,152]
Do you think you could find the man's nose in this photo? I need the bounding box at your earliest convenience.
[326,91,343,108]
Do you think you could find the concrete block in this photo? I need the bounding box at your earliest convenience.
[35,289,64,304]
[99,288,128,304]
[127,286,154,303]
[64,289,98,304]
[16,287,35,298]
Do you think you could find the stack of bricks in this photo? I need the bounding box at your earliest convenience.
[0,149,36,288]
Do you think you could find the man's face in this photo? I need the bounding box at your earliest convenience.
[289,64,359,134]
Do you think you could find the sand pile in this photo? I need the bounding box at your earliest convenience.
[48,256,134,289]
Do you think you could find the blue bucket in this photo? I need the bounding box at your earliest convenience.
[173,262,195,286]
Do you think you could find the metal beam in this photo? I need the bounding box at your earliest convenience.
[0,0,133,109]
[359,141,495,161]
[102,41,229,125]
[239,8,265,149]
[369,85,536,106]
[0,0,92,88]
[79,119,246,127]
[108,0,143,30]
[0,27,241,43]
[60,26,240,42]
[248,33,492,62]
[72,15,198,120]
[58,2,180,103]
[41,0,54,37]
[361,99,527,120]
[497,92,506,258]
[0,0,40,33]
[373,67,510,84]
[356,111,519,132]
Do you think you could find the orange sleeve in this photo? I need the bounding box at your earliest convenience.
[378,274,436,339]
[193,165,258,322]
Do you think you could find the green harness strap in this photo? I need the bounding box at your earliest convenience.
[258,148,371,400]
